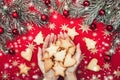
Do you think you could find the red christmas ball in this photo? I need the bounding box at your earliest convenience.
[63,10,69,17]
[104,55,111,62]
[83,0,90,7]
[45,0,51,6]
[0,27,4,34]
[8,48,15,54]
[12,11,19,18]
[106,25,113,32]
[41,14,48,21]
[12,29,19,35]
[90,23,97,30]
[99,9,105,16]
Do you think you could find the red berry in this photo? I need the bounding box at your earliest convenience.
[63,10,69,17]
[90,23,97,30]
[99,9,105,16]
[12,29,19,35]
[12,11,19,18]
[104,55,111,62]
[41,14,48,21]
[45,0,51,6]
[8,48,15,54]
[0,27,4,34]
[106,25,113,32]
[83,0,90,7]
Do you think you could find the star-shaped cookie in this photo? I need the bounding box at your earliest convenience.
[53,62,66,77]
[18,63,31,75]
[46,43,59,57]
[60,38,73,50]
[67,27,79,40]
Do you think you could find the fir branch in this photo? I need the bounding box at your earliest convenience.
[112,13,120,30]
[69,0,85,18]
[51,0,58,10]
[0,0,49,52]
[108,33,120,55]
[57,0,72,14]
[69,0,120,30]
[83,0,105,25]
[31,0,49,14]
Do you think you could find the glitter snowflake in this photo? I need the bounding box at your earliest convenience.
[28,36,33,41]
[27,24,33,31]
[79,24,90,33]
[114,69,120,78]
[22,36,27,40]
[4,63,9,69]
[31,62,36,68]
[32,75,44,80]
[103,63,110,70]
[70,21,74,24]
[104,75,113,80]
[12,60,19,67]
[90,48,98,54]
[27,43,36,51]
[60,24,68,31]
[1,71,9,80]
[103,30,112,36]
[91,75,100,80]
[53,14,58,19]
[92,32,97,37]
[48,23,56,30]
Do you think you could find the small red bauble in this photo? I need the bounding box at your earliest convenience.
[104,55,111,62]
[90,23,97,30]
[41,14,48,21]
[63,10,69,17]
[99,9,105,16]
[0,27,4,34]
[106,25,113,32]
[83,0,90,7]
[12,11,19,18]
[12,29,19,35]
[8,48,15,54]
[45,0,51,6]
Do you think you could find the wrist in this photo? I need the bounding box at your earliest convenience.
[65,72,77,80]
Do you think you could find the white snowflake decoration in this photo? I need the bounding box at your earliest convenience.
[60,24,68,31]
[79,24,90,33]
[48,23,56,30]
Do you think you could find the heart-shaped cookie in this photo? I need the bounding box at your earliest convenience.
[21,48,33,61]
[87,58,101,72]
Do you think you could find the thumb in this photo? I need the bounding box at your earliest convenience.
[37,47,45,74]
[74,43,81,66]
[66,43,81,73]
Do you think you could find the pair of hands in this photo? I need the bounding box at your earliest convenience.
[38,32,81,80]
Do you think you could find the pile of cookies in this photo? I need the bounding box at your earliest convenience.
[42,37,77,77]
